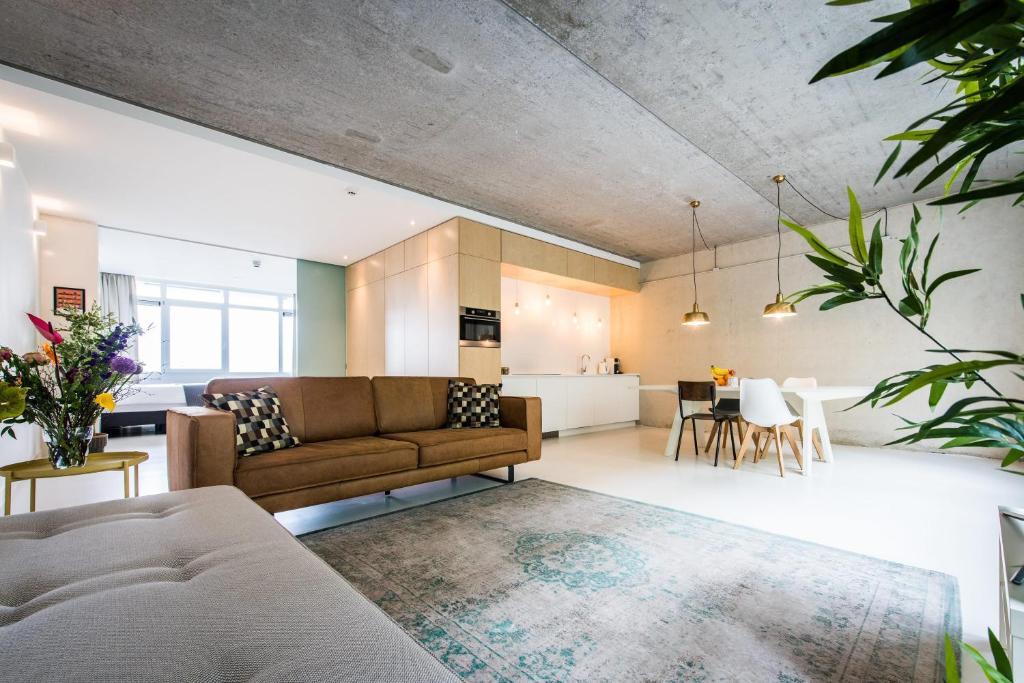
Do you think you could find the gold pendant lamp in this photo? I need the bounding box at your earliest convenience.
[681,200,710,327]
[763,175,797,319]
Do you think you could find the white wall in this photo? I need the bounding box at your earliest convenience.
[0,130,39,464]
[500,276,611,375]
[98,228,296,294]
[612,197,1024,452]
[37,213,98,317]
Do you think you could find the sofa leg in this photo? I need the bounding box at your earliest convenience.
[473,465,515,485]
[384,490,391,496]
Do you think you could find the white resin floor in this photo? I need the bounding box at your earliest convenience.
[8,425,1018,680]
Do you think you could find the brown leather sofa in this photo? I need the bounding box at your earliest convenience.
[166,376,541,513]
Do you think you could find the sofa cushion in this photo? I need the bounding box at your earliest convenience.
[381,428,527,467]
[447,380,500,428]
[299,376,378,441]
[235,436,417,497]
[203,386,301,456]
[0,486,459,682]
[206,376,307,442]
[372,376,438,433]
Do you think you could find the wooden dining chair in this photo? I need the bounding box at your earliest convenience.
[782,377,826,461]
[733,378,803,477]
[675,381,740,466]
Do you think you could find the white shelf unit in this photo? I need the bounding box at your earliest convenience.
[501,374,639,433]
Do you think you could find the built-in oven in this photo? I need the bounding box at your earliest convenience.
[459,307,501,348]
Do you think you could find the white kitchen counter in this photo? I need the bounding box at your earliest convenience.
[501,374,639,434]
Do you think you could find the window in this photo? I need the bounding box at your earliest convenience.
[136,280,295,382]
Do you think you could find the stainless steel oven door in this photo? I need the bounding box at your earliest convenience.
[459,307,501,348]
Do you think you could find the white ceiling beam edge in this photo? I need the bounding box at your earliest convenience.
[0,64,639,268]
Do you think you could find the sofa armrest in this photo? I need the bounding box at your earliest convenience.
[166,407,237,490]
[500,396,542,461]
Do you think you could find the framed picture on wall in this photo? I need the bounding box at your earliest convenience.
[53,286,86,312]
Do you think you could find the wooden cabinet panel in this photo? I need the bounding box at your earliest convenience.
[567,251,595,282]
[384,274,405,375]
[345,287,363,375]
[363,252,385,286]
[427,254,459,376]
[384,243,404,277]
[458,218,501,261]
[403,265,430,375]
[345,260,365,291]
[501,231,567,276]
[459,347,501,385]
[428,219,459,262]
[364,279,386,377]
[594,258,639,292]
[405,232,428,269]
[536,377,567,432]
[458,254,500,309]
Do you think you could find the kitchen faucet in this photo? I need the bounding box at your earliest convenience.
[579,353,591,375]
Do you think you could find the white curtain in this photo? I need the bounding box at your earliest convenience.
[100,272,138,359]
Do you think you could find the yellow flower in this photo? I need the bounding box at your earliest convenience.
[94,393,116,412]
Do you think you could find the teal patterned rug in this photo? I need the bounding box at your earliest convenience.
[302,479,959,682]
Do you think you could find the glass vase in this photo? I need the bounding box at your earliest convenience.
[43,426,94,469]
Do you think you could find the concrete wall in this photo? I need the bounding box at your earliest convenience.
[500,276,611,375]
[296,259,346,376]
[611,197,1023,452]
[0,130,39,465]
[37,214,99,318]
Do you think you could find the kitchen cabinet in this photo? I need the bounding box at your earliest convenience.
[460,347,501,384]
[501,374,638,433]
[458,254,500,310]
[403,264,429,375]
[427,254,459,375]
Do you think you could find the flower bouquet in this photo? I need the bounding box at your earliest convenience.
[0,306,143,469]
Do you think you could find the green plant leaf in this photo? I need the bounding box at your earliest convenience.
[931,178,1024,205]
[963,642,1013,683]
[868,219,884,276]
[884,359,1016,405]
[1004,449,1024,467]
[875,142,903,184]
[810,1,960,82]
[884,130,937,141]
[928,382,947,408]
[847,187,868,264]
[944,635,961,683]
[926,268,981,296]
[782,219,850,267]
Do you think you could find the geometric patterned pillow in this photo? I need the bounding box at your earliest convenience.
[202,386,301,457]
[447,380,500,429]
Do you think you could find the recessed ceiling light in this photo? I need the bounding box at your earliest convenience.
[410,220,416,226]
[342,255,349,260]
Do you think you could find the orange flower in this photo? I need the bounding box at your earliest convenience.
[42,343,57,364]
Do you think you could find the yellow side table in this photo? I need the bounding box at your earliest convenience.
[0,451,149,516]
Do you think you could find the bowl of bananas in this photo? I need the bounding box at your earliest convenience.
[710,365,736,387]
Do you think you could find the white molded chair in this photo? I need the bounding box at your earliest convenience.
[782,377,826,462]
[734,378,803,477]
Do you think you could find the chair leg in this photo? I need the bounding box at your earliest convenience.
[784,428,804,471]
[674,417,685,461]
[713,422,723,467]
[733,427,756,469]
[754,433,766,463]
[772,426,785,477]
[812,431,825,461]
[691,418,699,458]
[729,420,738,459]
[796,418,804,443]
[704,422,719,453]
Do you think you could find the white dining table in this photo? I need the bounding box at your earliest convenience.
[639,384,871,475]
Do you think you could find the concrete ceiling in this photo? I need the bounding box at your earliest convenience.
[0,1,1019,261]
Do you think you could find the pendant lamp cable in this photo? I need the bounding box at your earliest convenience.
[775,180,783,294]
[691,205,700,303]
[781,176,888,237]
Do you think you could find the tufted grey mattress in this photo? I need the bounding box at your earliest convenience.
[0,485,459,682]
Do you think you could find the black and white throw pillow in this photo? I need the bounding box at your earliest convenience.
[447,380,501,429]
[203,386,301,456]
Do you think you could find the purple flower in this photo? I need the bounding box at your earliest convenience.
[110,355,138,375]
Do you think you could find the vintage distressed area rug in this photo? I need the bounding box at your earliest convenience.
[302,479,959,682]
